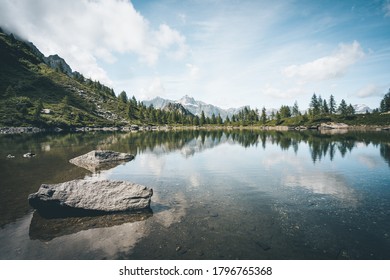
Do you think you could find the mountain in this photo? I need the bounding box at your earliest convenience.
[353,104,372,114]
[145,96,173,109]
[43,54,74,77]
[162,102,194,116]
[0,29,128,128]
[143,95,248,119]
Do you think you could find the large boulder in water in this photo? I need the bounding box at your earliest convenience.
[69,150,134,172]
[28,179,153,215]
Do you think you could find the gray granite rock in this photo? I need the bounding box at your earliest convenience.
[28,179,153,213]
[69,150,134,172]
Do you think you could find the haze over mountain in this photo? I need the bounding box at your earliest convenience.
[143,95,373,119]
[142,95,247,119]
[353,104,373,114]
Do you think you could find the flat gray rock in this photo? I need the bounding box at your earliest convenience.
[28,179,153,214]
[69,150,134,172]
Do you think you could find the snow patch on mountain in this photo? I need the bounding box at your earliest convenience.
[353,104,372,114]
[142,95,247,119]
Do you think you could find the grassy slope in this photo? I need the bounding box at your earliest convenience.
[0,31,127,128]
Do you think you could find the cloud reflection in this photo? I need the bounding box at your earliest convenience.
[282,172,357,204]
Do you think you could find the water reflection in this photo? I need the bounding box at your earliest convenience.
[102,129,390,165]
[1,129,390,259]
[283,172,357,204]
[1,130,389,228]
[380,143,390,167]
[29,210,153,241]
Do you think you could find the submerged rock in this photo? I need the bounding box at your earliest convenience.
[69,150,134,172]
[23,152,36,158]
[28,179,153,214]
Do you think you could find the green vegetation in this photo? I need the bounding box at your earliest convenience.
[228,92,390,127]
[1,28,389,129]
[0,30,225,128]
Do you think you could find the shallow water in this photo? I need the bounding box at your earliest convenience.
[0,130,389,259]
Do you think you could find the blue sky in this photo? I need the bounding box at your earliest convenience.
[1,0,389,110]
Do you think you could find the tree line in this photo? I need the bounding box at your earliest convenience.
[117,91,224,125]
[117,89,390,126]
[228,90,390,126]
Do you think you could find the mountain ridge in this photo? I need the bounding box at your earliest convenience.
[143,94,248,119]
[143,95,373,118]
[0,29,129,128]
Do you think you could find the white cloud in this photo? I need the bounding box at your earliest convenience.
[178,13,187,24]
[263,84,307,99]
[186,63,200,80]
[384,1,390,17]
[283,41,365,83]
[155,24,188,60]
[356,84,383,98]
[0,0,188,84]
[139,78,166,100]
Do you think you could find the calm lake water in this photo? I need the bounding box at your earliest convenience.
[0,129,389,259]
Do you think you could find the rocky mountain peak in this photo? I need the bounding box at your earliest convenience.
[353,104,372,114]
[43,54,73,77]
[178,95,197,106]
[163,102,194,116]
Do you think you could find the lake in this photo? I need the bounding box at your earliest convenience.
[0,129,389,259]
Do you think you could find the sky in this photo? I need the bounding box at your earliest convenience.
[1,0,389,110]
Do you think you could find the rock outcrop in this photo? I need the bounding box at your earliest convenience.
[69,150,134,172]
[28,179,153,215]
[319,122,349,130]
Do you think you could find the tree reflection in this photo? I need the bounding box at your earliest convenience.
[104,129,390,166]
[380,143,390,167]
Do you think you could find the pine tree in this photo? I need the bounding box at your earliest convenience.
[276,111,281,125]
[329,95,336,115]
[347,104,355,115]
[310,93,320,115]
[318,95,323,114]
[271,111,275,120]
[193,116,200,126]
[33,99,43,121]
[380,89,390,112]
[118,91,128,103]
[211,113,216,124]
[279,105,291,118]
[216,114,223,125]
[261,107,267,124]
[200,111,206,126]
[322,99,329,114]
[292,101,299,117]
[338,99,348,116]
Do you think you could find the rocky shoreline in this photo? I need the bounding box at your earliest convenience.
[1,123,390,135]
[0,125,162,134]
